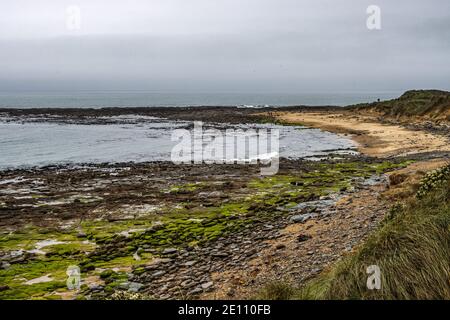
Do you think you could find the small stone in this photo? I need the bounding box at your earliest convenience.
[152,270,166,278]
[162,248,178,255]
[275,244,286,250]
[184,260,197,267]
[290,214,311,224]
[118,282,130,290]
[181,280,195,288]
[89,285,104,292]
[201,281,214,290]
[129,282,144,292]
[144,264,158,271]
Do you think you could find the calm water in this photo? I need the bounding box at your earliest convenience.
[0,91,380,169]
[0,118,356,169]
[0,91,401,108]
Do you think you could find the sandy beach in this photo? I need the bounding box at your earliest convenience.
[269,111,450,157]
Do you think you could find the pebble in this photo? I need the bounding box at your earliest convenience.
[118,282,130,290]
[162,248,178,255]
[290,214,312,223]
[129,282,144,292]
[201,281,214,290]
[152,270,166,278]
[181,280,195,288]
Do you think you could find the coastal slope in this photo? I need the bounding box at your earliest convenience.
[350,89,450,122]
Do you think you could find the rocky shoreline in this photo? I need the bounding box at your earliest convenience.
[1,105,449,300]
[0,154,418,300]
[0,105,338,125]
[131,174,390,300]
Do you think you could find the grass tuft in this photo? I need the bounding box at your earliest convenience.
[256,280,296,300]
[297,175,450,300]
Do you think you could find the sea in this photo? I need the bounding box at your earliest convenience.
[0,91,400,108]
[0,91,400,169]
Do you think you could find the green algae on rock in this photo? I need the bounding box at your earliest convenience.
[0,159,412,299]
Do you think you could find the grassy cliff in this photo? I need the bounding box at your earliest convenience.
[351,90,450,122]
[259,164,450,300]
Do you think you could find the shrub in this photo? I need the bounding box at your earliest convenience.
[416,164,450,199]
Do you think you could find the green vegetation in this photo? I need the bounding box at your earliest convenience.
[166,182,206,194]
[0,226,78,251]
[0,257,75,300]
[256,281,296,300]
[416,164,450,199]
[0,159,412,299]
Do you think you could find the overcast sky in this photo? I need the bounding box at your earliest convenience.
[0,0,449,92]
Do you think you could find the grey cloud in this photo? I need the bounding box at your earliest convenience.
[0,0,449,92]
